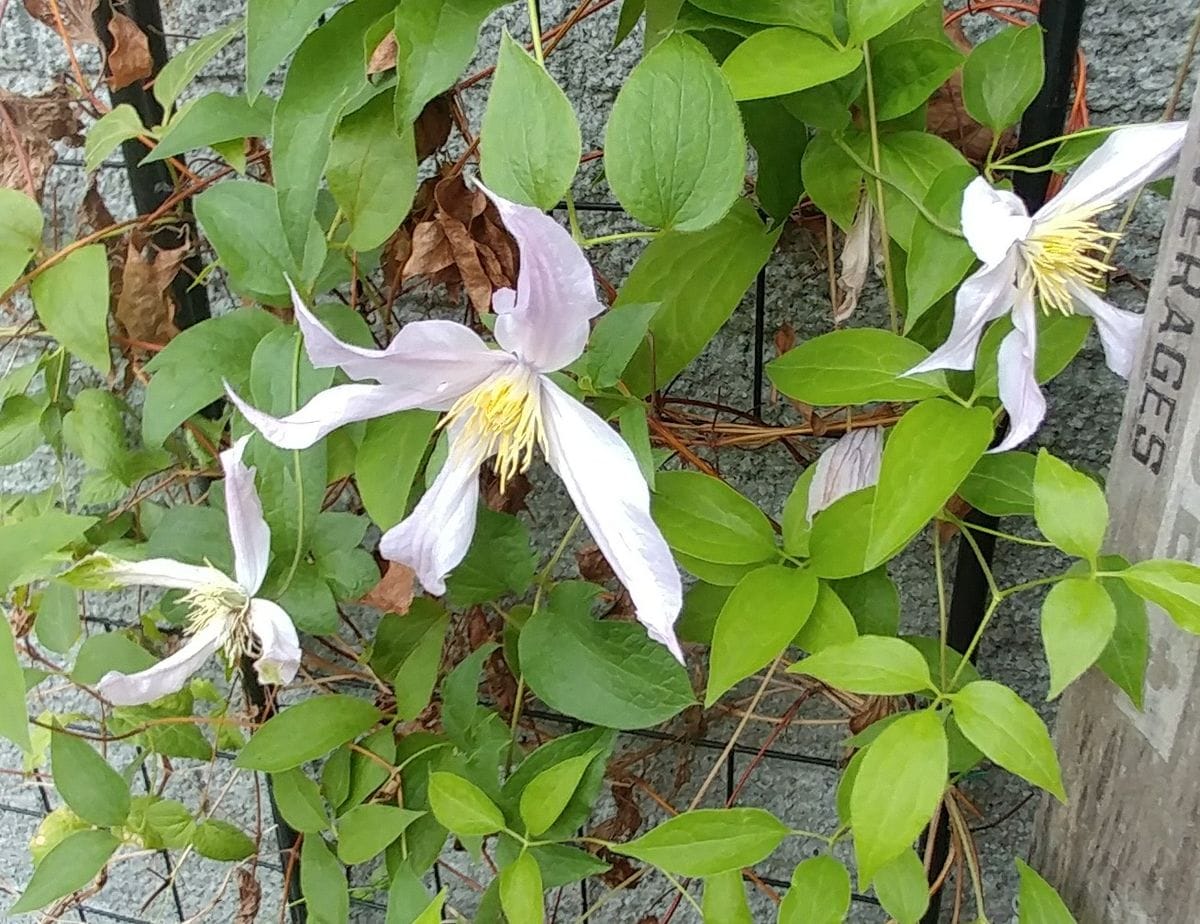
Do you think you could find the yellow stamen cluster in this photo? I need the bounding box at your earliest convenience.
[182,585,251,661]
[1020,205,1122,316]
[440,367,546,492]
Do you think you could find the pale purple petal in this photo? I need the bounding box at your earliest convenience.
[906,252,1020,374]
[96,622,224,706]
[539,377,684,662]
[219,436,270,595]
[68,553,238,593]
[1037,122,1187,220]
[993,293,1046,452]
[835,196,873,322]
[961,177,1033,264]
[378,431,485,596]
[1068,281,1143,378]
[248,598,301,686]
[474,179,605,373]
[806,427,884,522]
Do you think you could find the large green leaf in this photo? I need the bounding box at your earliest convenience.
[51,729,131,827]
[0,188,42,292]
[846,0,927,44]
[1034,450,1107,563]
[872,37,963,120]
[301,835,349,924]
[83,104,145,172]
[962,25,1045,132]
[271,768,329,834]
[606,33,745,231]
[690,0,835,38]
[355,410,437,530]
[790,635,933,694]
[502,726,616,841]
[1015,859,1077,923]
[9,829,119,914]
[235,694,381,771]
[905,165,977,328]
[778,855,850,923]
[613,808,789,876]
[651,470,777,565]
[371,600,449,719]
[31,245,110,374]
[1120,559,1200,634]
[499,851,544,924]
[155,18,243,110]
[873,131,971,250]
[973,311,1091,396]
[1096,561,1148,709]
[740,98,807,224]
[702,870,753,923]
[722,29,862,101]
[245,0,331,98]
[0,612,30,753]
[336,803,423,864]
[0,510,95,592]
[518,752,599,837]
[145,93,274,163]
[428,771,505,836]
[874,849,930,923]
[958,451,1036,517]
[446,509,537,607]
[802,129,864,229]
[1041,577,1116,699]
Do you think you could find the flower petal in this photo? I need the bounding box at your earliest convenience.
[1068,282,1143,378]
[806,426,884,522]
[539,377,684,662]
[219,436,270,595]
[475,180,605,373]
[71,553,238,592]
[993,293,1046,452]
[1037,122,1188,220]
[907,252,1020,374]
[835,195,873,322]
[249,598,301,686]
[96,622,224,706]
[378,431,485,596]
[961,176,1033,264]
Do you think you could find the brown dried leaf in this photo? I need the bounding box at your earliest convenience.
[20,0,98,45]
[403,221,455,277]
[115,233,187,346]
[367,32,397,75]
[441,216,494,314]
[361,562,413,614]
[414,95,453,160]
[0,84,82,197]
[576,544,614,586]
[234,869,261,924]
[107,13,152,91]
[773,322,796,357]
[481,468,530,514]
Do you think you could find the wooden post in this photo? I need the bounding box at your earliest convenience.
[1029,85,1200,921]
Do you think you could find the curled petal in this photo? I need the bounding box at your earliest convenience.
[993,293,1046,452]
[249,598,301,686]
[378,431,485,596]
[907,252,1020,374]
[835,196,873,322]
[540,378,684,662]
[1037,122,1187,219]
[474,180,605,373]
[96,622,224,706]
[806,427,884,522]
[220,436,270,595]
[65,553,238,593]
[961,177,1033,264]
[1068,282,1143,378]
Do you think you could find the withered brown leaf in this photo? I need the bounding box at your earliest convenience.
[114,231,187,346]
[367,32,397,75]
[361,562,414,615]
[0,83,82,197]
[20,0,99,45]
[106,13,153,91]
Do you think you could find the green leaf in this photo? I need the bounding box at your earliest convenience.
[691,0,836,38]
[340,726,396,813]
[847,0,927,44]
[616,198,779,395]
[193,819,256,860]
[0,613,30,753]
[0,510,95,592]
[1016,858,1077,923]
[780,465,816,558]
[574,302,660,390]
[790,635,933,694]
[502,726,616,841]
[371,600,449,719]
[519,752,599,836]
[974,311,1090,396]
[872,38,963,120]
[442,642,499,748]
[706,565,817,706]
[905,165,977,327]
[740,99,807,225]
[428,771,505,836]
[385,868,433,924]
[272,768,329,833]
[962,25,1045,132]
[31,245,110,373]
[606,34,745,231]
[355,410,437,529]
[722,29,862,101]
[851,709,946,885]
[1034,450,1107,562]
[499,851,544,924]
[959,451,1036,516]
[831,568,900,636]
[480,31,581,210]
[328,91,418,251]
[337,804,423,864]
[411,891,448,924]
[9,829,119,914]
[652,470,777,565]
[0,188,43,292]
[702,870,752,923]
[677,584,731,645]
[154,18,243,110]
[142,798,196,848]
[778,855,850,923]
[795,582,859,652]
[235,695,381,772]
[802,130,864,229]
[34,581,80,654]
[1096,563,1148,709]
[84,104,144,172]
[71,633,155,684]
[245,0,330,98]
[145,93,274,164]
[301,835,349,924]
[903,635,979,693]
[614,0,645,46]
[51,728,131,827]
[614,807,789,876]
[446,509,537,606]
[0,397,41,467]
[874,130,972,250]
[952,680,1065,800]
[520,582,696,729]
[766,328,950,405]
[1120,559,1200,634]
[1041,577,1116,699]
[874,848,930,923]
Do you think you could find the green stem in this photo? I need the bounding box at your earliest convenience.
[581,230,659,247]
[658,868,704,916]
[956,522,1002,599]
[944,514,1060,548]
[947,596,1000,693]
[934,529,949,691]
[999,573,1070,597]
[532,515,582,614]
[279,334,307,592]
[527,0,545,65]
[990,125,1117,169]
[565,190,584,243]
[862,40,899,334]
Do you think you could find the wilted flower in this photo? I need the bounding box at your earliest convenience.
[229,184,684,661]
[68,437,300,705]
[806,426,884,521]
[907,122,1187,450]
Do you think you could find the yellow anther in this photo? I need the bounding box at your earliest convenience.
[439,366,546,492]
[181,584,251,661]
[1020,204,1121,316]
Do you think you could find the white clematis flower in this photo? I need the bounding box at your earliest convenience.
[907,122,1187,451]
[72,436,300,706]
[227,184,684,662]
[806,426,883,522]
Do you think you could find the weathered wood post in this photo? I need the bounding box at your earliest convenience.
[1029,86,1200,921]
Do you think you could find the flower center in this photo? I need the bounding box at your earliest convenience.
[440,365,546,491]
[1020,205,1121,315]
[182,584,252,662]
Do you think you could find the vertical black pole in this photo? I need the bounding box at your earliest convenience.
[921,2,1087,921]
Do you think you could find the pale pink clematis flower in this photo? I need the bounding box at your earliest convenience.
[806,426,883,522]
[907,122,1187,451]
[68,437,300,706]
[227,184,684,662]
